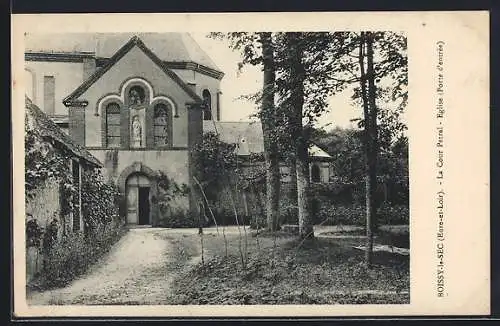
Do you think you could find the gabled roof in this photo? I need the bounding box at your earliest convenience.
[63,36,203,106]
[203,120,333,159]
[25,33,222,73]
[204,121,264,155]
[26,96,102,167]
[309,144,333,159]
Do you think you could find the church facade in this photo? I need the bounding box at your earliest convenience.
[24,33,332,227]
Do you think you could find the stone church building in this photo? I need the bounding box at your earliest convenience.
[24,33,332,227]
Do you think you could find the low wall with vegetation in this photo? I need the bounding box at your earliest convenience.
[26,123,126,290]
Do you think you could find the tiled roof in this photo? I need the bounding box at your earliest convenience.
[203,121,264,156]
[25,97,102,167]
[25,32,222,73]
[203,120,333,159]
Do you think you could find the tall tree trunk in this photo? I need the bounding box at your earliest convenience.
[259,32,281,232]
[288,154,298,221]
[366,31,379,236]
[359,32,378,268]
[287,32,313,239]
[296,132,313,238]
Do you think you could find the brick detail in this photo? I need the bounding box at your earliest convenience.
[68,106,85,146]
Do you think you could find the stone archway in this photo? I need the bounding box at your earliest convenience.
[118,162,159,226]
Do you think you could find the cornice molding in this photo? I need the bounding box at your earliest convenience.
[25,52,95,63]
[26,52,225,80]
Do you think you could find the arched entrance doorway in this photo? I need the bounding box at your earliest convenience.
[126,172,151,225]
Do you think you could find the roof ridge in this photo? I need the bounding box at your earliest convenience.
[183,33,222,73]
[25,33,224,73]
[25,97,102,167]
[207,120,261,124]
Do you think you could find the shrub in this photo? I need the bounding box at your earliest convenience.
[156,171,194,228]
[26,218,44,248]
[317,205,366,226]
[207,208,250,227]
[377,203,409,225]
[157,209,199,228]
[279,204,298,225]
[249,213,266,230]
[315,203,409,226]
[39,218,125,289]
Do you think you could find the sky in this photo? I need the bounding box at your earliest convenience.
[191,33,362,130]
[24,32,363,130]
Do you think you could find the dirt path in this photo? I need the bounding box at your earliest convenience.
[27,228,201,305]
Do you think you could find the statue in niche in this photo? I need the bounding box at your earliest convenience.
[131,115,143,147]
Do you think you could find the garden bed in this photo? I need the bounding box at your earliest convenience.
[166,232,409,305]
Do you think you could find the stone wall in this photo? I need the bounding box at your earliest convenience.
[91,149,190,186]
[90,149,193,225]
[25,180,62,233]
[25,180,61,283]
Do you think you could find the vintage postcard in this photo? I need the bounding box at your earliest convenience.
[11,12,489,317]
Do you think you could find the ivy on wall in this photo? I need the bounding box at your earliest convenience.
[155,171,193,227]
[25,115,126,288]
[25,118,77,203]
[81,169,122,235]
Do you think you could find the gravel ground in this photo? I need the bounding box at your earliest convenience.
[25,225,408,306]
[27,228,201,305]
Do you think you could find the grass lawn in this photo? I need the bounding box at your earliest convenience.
[166,228,409,305]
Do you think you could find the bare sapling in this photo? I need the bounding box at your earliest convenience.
[193,176,219,234]
[293,217,329,261]
[226,183,246,269]
[235,155,249,263]
[197,207,205,266]
[193,175,228,257]
[253,190,261,252]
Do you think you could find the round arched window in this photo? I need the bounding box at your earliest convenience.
[153,103,169,146]
[128,85,146,105]
[202,89,212,120]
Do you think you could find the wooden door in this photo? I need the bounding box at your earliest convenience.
[126,185,138,224]
[126,173,151,225]
[138,187,150,225]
